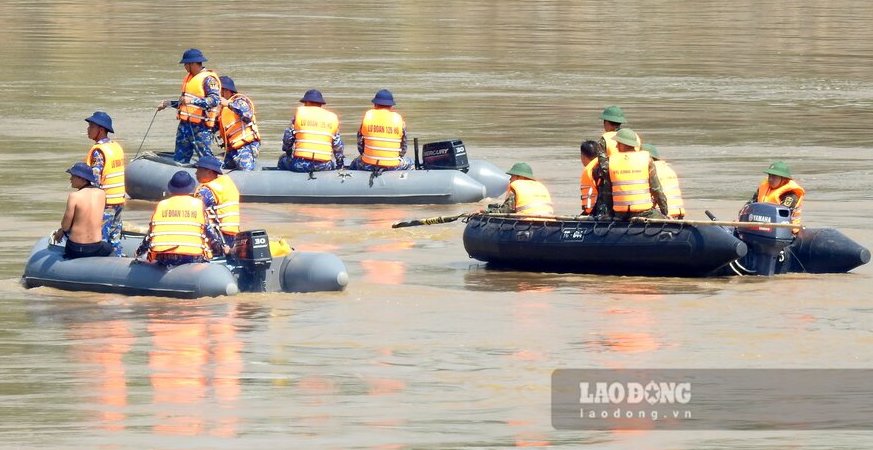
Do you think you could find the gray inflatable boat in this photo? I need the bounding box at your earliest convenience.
[126,140,509,204]
[22,230,349,298]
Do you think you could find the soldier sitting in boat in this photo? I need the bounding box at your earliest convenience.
[278,89,345,172]
[643,143,685,219]
[746,161,805,232]
[600,128,668,220]
[349,89,413,171]
[216,76,260,171]
[135,171,225,266]
[487,162,554,216]
[194,155,240,252]
[52,162,114,259]
[579,140,600,216]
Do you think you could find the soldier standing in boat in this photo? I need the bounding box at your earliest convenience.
[601,128,668,220]
[157,48,222,164]
[487,162,554,216]
[598,105,627,157]
[193,155,239,254]
[747,161,805,231]
[278,89,345,172]
[136,171,224,266]
[83,111,125,256]
[349,89,413,171]
[644,143,686,219]
[53,162,113,259]
[216,76,260,171]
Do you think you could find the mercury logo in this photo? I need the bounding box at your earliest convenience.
[579,381,691,405]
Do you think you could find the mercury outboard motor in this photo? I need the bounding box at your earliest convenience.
[418,139,470,171]
[733,203,795,276]
[230,229,272,292]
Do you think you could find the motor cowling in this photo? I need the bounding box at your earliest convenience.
[230,229,272,292]
[734,202,795,276]
[420,139,470,171]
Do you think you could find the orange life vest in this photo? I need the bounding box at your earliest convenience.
[609,150,654,213]
[218,94,260,150]
[654,160,685,218]
[178,69,221,128]
[147,195,210,261]
[579,158,599,215]
[756,179,805,226]
[291,105,340,162]
[511,179,554,216]
[200,174,240,236]
[360,108,404,167]
[85,140,125,206]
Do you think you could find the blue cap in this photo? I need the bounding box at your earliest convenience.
[299,89,326,104]
[371,89,395,106]
[167,170,197,195]
[84,111,114,133]
[195,155,224,173]
[66,162,98,184]
[179,48,207,64]
[219,75,236,93]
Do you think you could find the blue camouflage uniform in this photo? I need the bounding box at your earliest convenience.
[87,138,123,256]
[349,126,413,171]
[194,185,235,247]
[171,73,221,163]
[222,95,259,171]
[277,120,345,172]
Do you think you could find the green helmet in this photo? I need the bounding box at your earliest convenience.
[600,105,626,124]
[763,161,792,179]
[642,143,660,159]
[613,128,639,147]
[506,162,534,179]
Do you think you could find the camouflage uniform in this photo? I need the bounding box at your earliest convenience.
[135,215,225,265]
[277,121,345,172]
[349,126,413,171]
[171,74,221,163]
[221,95,259,171]
[194,185,235,247]
[87,140,123,256]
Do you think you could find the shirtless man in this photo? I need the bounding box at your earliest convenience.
[52,162,113,259]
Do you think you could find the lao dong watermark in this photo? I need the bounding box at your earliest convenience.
[552,369,873,430]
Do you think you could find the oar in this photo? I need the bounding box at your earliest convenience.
[392,214,468,228]
[631,217,801,229]
[134,107,160,159]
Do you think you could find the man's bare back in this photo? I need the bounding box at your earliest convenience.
[54,184,105,244]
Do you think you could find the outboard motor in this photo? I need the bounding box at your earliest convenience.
[419,139,470,171]
[733,203,795,276]
[230,229,272,292]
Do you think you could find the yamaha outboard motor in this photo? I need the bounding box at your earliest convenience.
[733,203,795,276]
[419,139,470,171]
[230,229,272,292]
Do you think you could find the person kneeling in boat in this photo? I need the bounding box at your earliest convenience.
[643,143,685,219]
[52,162,114,259]
[487,162,554,216]
[747,161,805,232]
[216,76,260,171]
[348,89,413,171]
[602,128,668,220]
[579,140,601,216]
[278,89,345,172]
[194,155,240,250]
[135,171,225,266]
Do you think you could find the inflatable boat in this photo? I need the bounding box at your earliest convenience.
[22,230,349,298]
[462,213,748,277]
[461,206,870,277]
[126,140,509,204]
